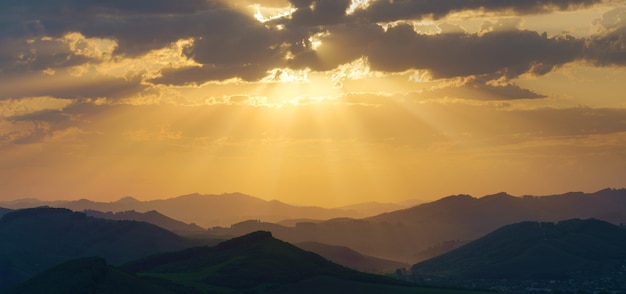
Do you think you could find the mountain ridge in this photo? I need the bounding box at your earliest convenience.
[0,207,212,291]
[207,188,626,263]
[0,193,381,227]
[410,218,626,291]
[84,209,205,233]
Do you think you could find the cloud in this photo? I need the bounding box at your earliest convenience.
[0,36,93,74]
[287,0,352,26]
[585,7,626,66]
[350,0,602,23]
[368,25,585,79]
[1,0,226,57]
[419,76,547,100]
[0,69,148,100]
[0,0,624,95]
[150,61,287,85]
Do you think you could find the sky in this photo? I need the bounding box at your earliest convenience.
[1,0,626,207]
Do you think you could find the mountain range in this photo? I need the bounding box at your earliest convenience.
[2,188,626,265]
[83,209,205,234]
[0,193,415,228]
[206,188,626,263]
[3,188,626,292]
[7,231,491,294]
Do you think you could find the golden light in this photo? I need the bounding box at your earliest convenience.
[346,0,372,15]
[251,4,296,23]
[308,31,329,51]
[0,97,72,118]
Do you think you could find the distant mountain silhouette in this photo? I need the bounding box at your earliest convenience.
[0,193,380,227]
[84,209,205,234]
[295,241,409,274]
[0,207,215,291]
[207,188,626,263]
[276,218,325,227]
[411,219,626,291]
[335,201,412,217]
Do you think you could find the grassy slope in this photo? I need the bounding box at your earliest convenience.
[413,218,626,280]
[5,257,174,294]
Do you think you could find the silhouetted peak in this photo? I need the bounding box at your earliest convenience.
[435,194,475,203]
[116,196,140,203]
[216,231,274,250]
[481,192,515,201]
[222,192,265,202]
[593,187,626,197]
[0,207,75,223]
[173,193,203,200]
[74,198,95,204]
[143,210,162,216]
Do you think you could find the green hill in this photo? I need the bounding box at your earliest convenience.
[411,218,626,290]
[4,257,186,294]
[123,231,491,293]
[0,207,203,290]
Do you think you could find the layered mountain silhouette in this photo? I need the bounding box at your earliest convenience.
[295,241,409,274]
[3,188,626,267]
[0,207,216,290]
[207,188,626,263]
[84,209,205,234]
[7,231,492,294]
[411,219,626,291]
[0,193,400,228]
[336,201,414,217]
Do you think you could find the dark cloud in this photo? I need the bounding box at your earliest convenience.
[584,8,626,66]
[351,0,602,23]
[419,76,547,100]
[0,0,625,97]
[287,0,351,26]
[287,22,584,84]
[150,64,275,85]
[0,0,227,57]
[277,0,602,28]
[0,72,147,100]
[0,37,92,74]
[365,25,585,79]
[470,82,546,100]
